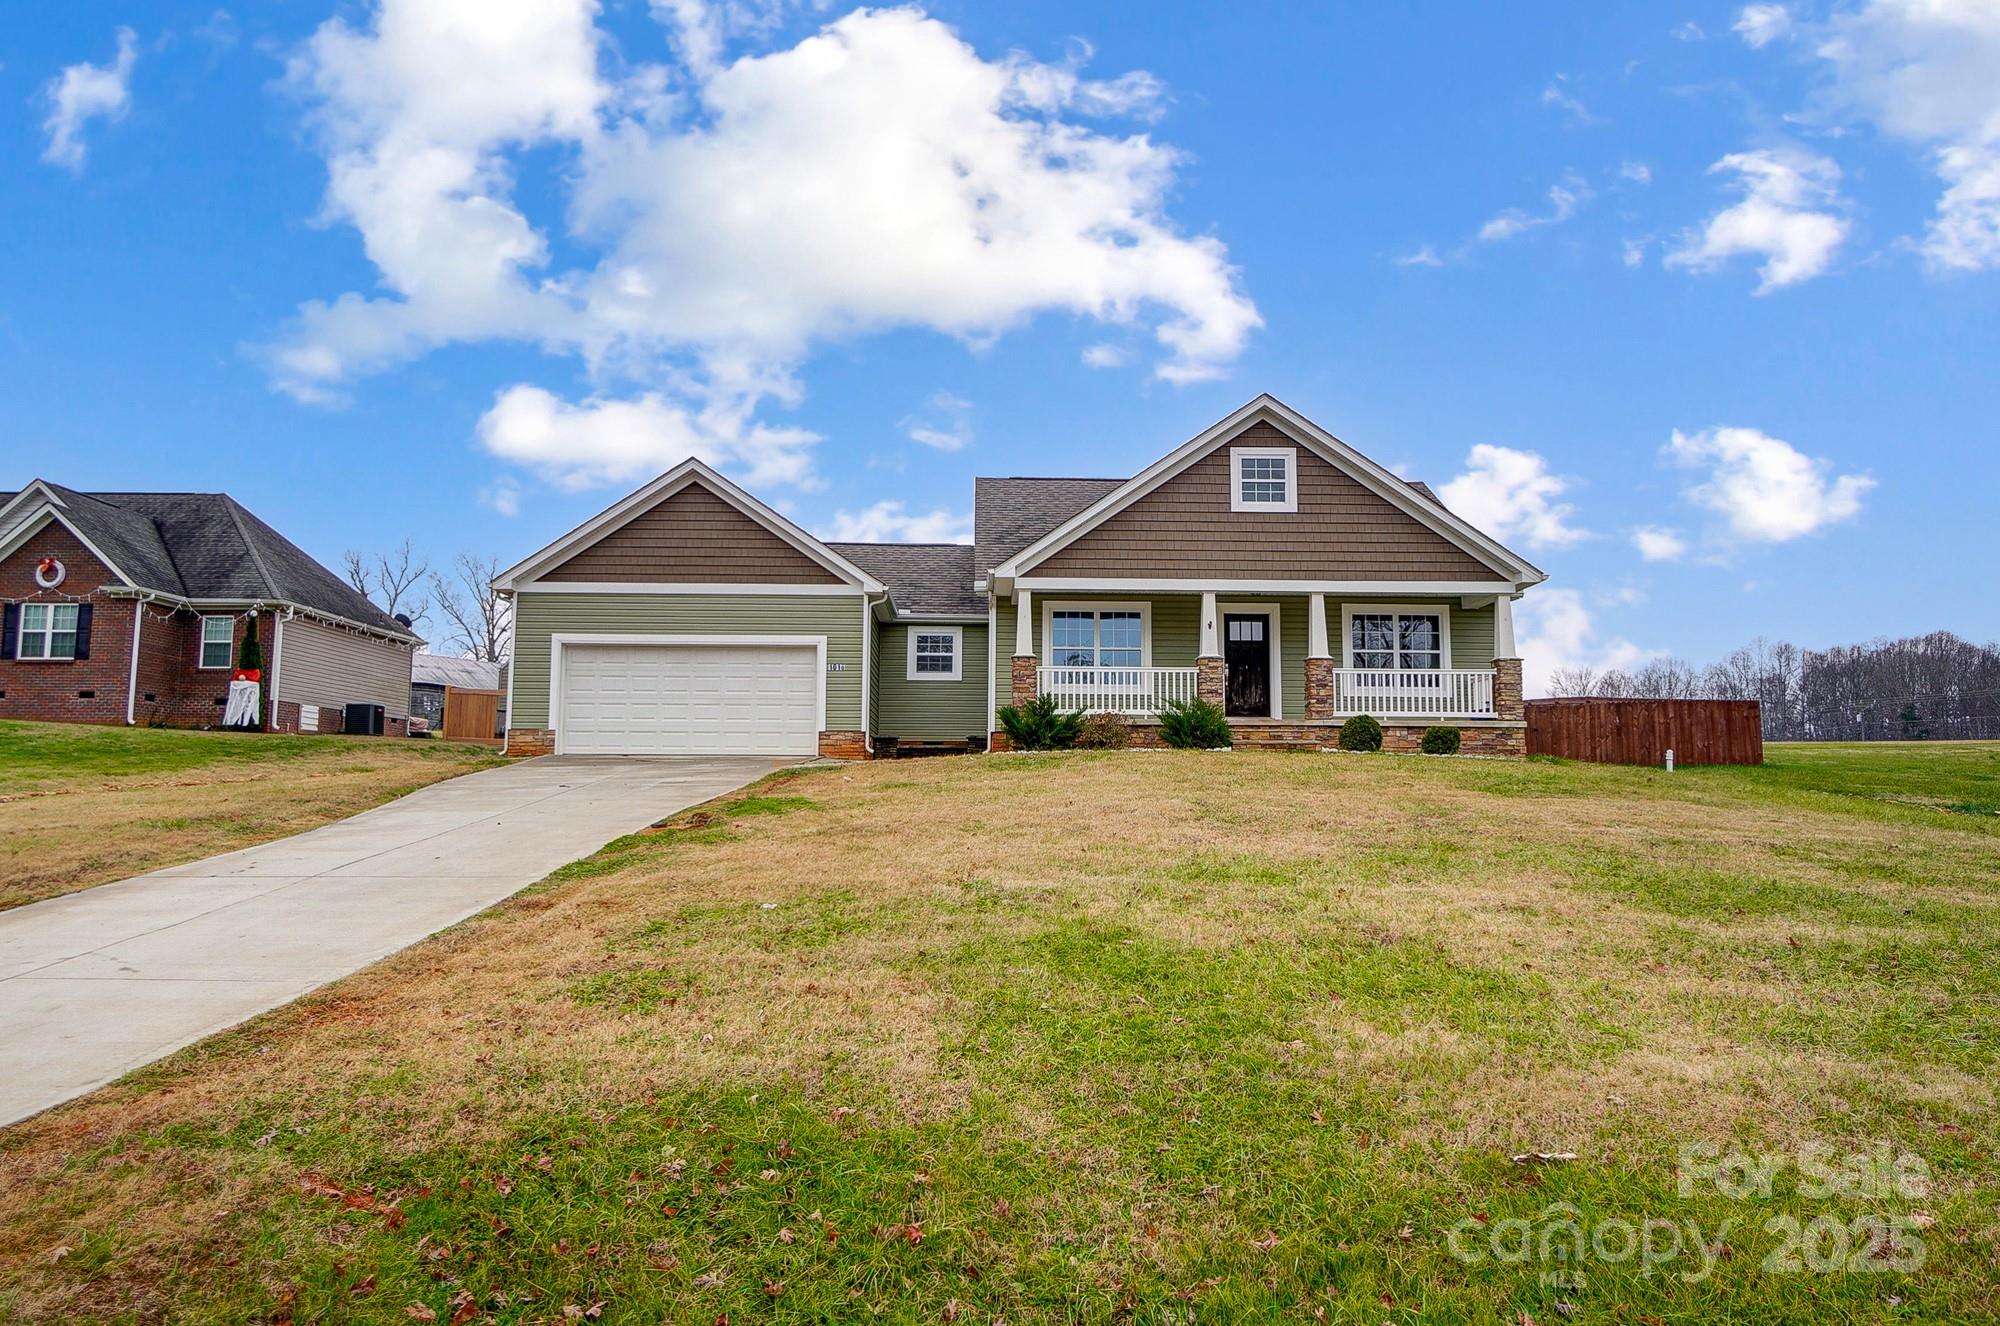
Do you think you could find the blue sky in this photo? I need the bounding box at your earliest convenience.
[6,1,1996,687]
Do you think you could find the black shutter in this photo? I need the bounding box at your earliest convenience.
[0,604,16,660]
[72,603,93,660]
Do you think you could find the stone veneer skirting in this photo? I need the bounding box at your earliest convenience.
[502,727,871,759]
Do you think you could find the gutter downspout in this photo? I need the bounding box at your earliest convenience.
[861,592,886,756]
[125,592,149,725]
[269,607,292,731]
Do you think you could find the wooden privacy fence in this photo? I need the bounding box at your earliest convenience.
[441,686,502,746]
[1525,698,1763,766]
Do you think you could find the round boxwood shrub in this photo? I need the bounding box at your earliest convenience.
[1420,725,1462,755]
[1337,714,1383,752]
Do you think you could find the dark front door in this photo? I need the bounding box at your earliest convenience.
[1223,614,1270,717]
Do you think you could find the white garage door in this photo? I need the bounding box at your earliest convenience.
[558,642,820,755]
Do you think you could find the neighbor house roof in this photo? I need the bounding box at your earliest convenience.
[0,483,418,641]
[825,542,982,616]
[971,476,1125,580]
[412,654,504,690]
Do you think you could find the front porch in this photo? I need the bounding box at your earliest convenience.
[996,588,1524,748]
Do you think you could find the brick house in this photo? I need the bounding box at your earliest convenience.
[0,482,421,734]
[492,394,1547,758]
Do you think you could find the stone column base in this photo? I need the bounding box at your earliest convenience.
[1010,654,1038,707]
[1304,656,1335,719]
[1196,656,1224,707]
[1493,657,1524,721]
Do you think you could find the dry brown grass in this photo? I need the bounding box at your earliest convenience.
[0,748,1995,1322]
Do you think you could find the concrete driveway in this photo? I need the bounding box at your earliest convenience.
[0,755,789,1127]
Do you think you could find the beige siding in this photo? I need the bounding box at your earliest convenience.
[1031,422,1506,580]
[541,482,841,584]
[277,617,415,718]
[511,592,865,729]
[874,622,989,741]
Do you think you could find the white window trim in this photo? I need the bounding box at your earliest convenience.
[16,601,80,662]
[1340,602,1452,673]
[1039,600,1153,668]
[1216,600,1284,719]
[198,614,234,670]
[1229,445,1298,513]
[906,625,964,682]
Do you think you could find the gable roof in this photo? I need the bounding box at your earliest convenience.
[826,542,981,616]
[494,457,886,595]
[989,395,1545,588]
[413,654,504,690]
[0,482,417,640]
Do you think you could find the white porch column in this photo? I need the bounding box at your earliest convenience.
[1199,591,1219,657]
[1307,593,1330,659]
[1494,593,1518,657]
[1014,589,1034,657]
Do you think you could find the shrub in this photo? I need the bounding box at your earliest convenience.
[1158,698,1232,749]
[1420,725,1462,755]
[997,694,1085,751]
[1076,712,1134,750]
[1337,714,1384,752]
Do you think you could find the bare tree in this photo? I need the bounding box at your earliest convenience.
[342,539,431,626]
[1547,665,1599,696]
[430,553,511,662]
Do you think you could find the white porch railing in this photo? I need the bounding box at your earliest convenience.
[1331,667,1495,719]
[1037,666,1199,715]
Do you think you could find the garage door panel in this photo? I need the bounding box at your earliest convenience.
[559,642,820,755]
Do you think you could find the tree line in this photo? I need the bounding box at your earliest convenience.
[1547,631,2000,741]
[342,540,510,663]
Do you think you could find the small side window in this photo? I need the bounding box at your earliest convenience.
[907,626,963,682]
[199,615,234,669]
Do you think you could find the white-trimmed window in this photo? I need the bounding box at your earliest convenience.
[17,603,79,660]
[1230,445,1297,512]
[199,615,234,669]
[907,626,963,682]
[1042,602,1150,671]
[1343,604,1449,673]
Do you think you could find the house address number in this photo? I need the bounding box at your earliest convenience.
[827,662,848,671]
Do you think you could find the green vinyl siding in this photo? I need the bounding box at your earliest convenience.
[874,622,989,741]
[995,592,1498,718]
[511,592,865,729]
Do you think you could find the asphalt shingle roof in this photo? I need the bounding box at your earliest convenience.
[826,542,981,616]
[971,476,1125,579]
[4,483,415,639]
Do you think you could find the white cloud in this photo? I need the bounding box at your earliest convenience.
[1734,4,1793,49]
[901,391,972,452]
[1619,160,1653,185]
[40,27,138,173]
[818,500,972,544]
[1438,444,1591,550]
[480,476,522,517]
[1664,148,1849,292]
[1081,342,1130,368]
[475,384,822,491]
[1665,425,1874,541]
[1630,525,1688,561]
[1813,0,2000,272]
[1516,588,1654,699]
[1622,235,1651,267]
[269,0,1260,489]
[1673,21,1707,42]
[1477,173,1592,242]
[1540,78,1600,126]
[1392,244,1446,267]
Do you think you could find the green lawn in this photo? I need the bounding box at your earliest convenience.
[0,721,505,909]
[0,742,1995,1323]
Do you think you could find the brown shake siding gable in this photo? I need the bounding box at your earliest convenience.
[539,482,843,584]
[1030,423,1508,580]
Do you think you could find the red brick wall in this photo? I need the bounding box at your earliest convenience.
[0,523,140,726]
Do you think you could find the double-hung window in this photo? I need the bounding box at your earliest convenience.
[199,615,234,669]
[1345,606,1447,687]
[1230,446,1297,512]
[907,626,963,682]
[17,603,79,660]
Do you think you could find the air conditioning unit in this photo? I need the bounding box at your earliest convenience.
[343,703,386,736]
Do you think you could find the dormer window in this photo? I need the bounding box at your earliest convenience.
[1230,446,1296,512]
